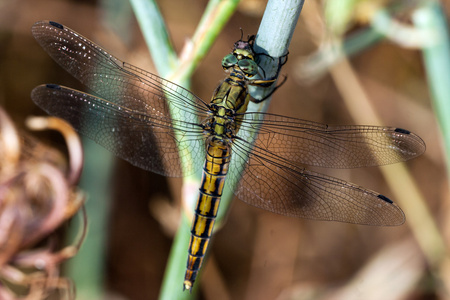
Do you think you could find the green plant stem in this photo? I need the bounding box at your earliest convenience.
[413,1,450,173]
[249,0,304,113]
[218,0,305,224]
[159,214,193,300]
[297,26,384,81]
[173,0,240,83]
[65,2,134,298]
[129,0,179,77]
[65,141,114,300]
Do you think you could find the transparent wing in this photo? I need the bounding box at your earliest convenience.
[226,112,425,225]
[231,147,405,225]
[31,21,208,176]
[32,85,206,176]
[235,112,425,168]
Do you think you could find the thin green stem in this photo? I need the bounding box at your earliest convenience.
[65,141,114,300]
[129,0,179,77]
[297,27,384,81]
[170,0,240,82]
[65,2,134,298]
[159,215,193,300]
[409,0,450,269]
[413,1,450,173]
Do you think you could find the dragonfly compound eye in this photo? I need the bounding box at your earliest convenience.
[238,59,258,76]
[222,54,238,69]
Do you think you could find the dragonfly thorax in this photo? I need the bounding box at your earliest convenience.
[203,104,236,139]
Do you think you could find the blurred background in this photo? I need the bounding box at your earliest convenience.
[0,0,448,299]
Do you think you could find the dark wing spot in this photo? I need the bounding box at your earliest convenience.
[394,128,411,134]
[49,21,64,30]
[377,194,393,204]
[46,84,61,90]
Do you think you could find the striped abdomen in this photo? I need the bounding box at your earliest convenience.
[183,136,231,290]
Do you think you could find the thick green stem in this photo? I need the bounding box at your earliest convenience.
[217,0,304,224]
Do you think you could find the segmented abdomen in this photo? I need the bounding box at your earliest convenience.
[184,136,231,290]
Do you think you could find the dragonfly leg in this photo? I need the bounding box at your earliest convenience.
[251,75,287,103]
[249,53,288,103]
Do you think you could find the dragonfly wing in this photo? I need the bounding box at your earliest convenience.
[237,112,425,168]
[31,21,209,118]
[228,138,405,225]
[31,21,208,176]
[31,84,206,176]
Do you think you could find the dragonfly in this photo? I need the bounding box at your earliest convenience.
[30,20,425,291]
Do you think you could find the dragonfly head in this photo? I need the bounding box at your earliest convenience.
[222,35,259,78]
[221,34,260,78]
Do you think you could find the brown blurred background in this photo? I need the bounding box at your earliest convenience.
[0,0,448,299]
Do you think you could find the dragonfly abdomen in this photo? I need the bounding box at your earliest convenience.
[184,136,231,291]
